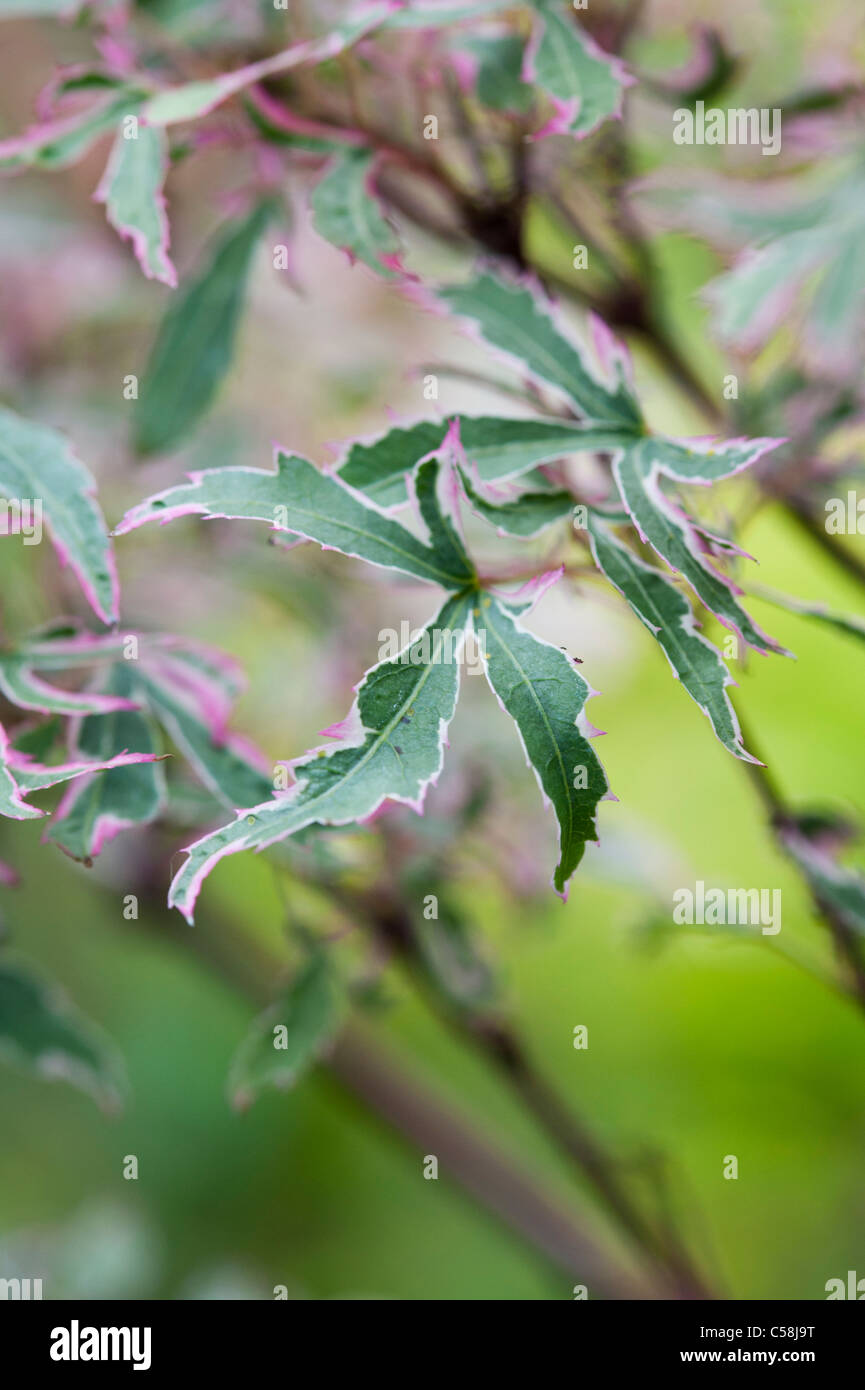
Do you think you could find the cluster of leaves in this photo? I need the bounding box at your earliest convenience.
[2,0,865,1107]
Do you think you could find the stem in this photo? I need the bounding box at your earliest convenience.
[782,495,865,593]
[144,899,653,1299]
[733,703,865,1011]
[348,880,715,1299]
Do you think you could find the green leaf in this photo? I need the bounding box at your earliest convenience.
[0,406,118,623]
[44,666,166,862]
[0,90,141,172]
[169,593,473,921]
[463,34,533,113]
[748,585,865,646]
[132,199,273,456]
[0,651,139,716]
[142,10,389,126]
[437,272,642,426]
[136,660,273,812]
[704,228,831,352]
[228,950,342,1109]
[413,455,474,579]
[472,594,607,895]
[116,452,476,589]
[0,955,125,1110]
[95,122,176,287]
[0,720,161,823]
[586,511,754,760]
[612,436,786,655]
[311,147,401,276]
[525,1,630,138]
[338,414,629,509]
[459,467,574,536]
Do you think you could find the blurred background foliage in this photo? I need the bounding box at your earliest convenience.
[1,0,865,1300]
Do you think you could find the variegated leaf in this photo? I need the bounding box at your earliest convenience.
[116,453,476,589]
[0,407,118,624]
[472,593,607,895]
[611,436,786,655]
[525,0,631,139]
[311,147,401,277]
[586,511,755,760]
[168,593,473,921]
[95,122,176,287]
[338,413,631,509]
[45,665,166,861]
[437,272,642,426]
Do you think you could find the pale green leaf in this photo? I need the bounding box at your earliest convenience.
[311,147,400,276]
[459,467,574,536]
[228,950,342,1108]
[526,1,630,137]
[0,956,125,1110]
[95,123,176,287]
[0,406,118,623]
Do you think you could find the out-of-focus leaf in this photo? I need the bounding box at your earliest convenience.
[749,585,865,646]
[780,828,865,939]
[0,406,118,623]
[142,10,389,126]
[0,91,142,172]
[473,593,608,896]
[638,166,865,373]
[462,34,533,113]
[0,955,125,1110]
[524,0,631,139]
[311,147,401,277]
[168,593,473,921]
[0,719,161,823]
[228,950,342,1109]
[437,272,643,426]
[132,199,273,457]
[136,656,272,811]
[44,666,166,862]
[0,652,138,717]
[95,122,176,287]
[0,627,272,817]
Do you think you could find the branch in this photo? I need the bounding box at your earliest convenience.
[139,887,655,1299]
[732,703,865,1012]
